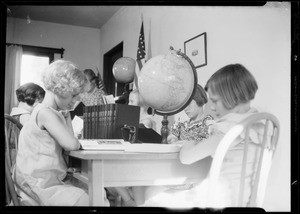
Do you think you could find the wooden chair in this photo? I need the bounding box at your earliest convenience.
[205,112,280,208]
[4,114,39,206]
[4,114,22,206]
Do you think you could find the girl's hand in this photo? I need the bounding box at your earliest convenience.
[60,110,71,119]
[172,140,184,145]
[167,134,178,144]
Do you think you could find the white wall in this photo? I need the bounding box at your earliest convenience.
[6,3,291,211]
[100,4,290,211]
[6,17,101,71]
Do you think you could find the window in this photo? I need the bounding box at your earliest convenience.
[7,43,65,87]
[20,55,49,87]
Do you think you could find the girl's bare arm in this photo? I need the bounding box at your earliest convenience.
[37,108,80,151]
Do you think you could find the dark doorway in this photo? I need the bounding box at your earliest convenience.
[103,42,124,96]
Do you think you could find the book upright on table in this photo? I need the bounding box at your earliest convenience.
[83,104,140,141]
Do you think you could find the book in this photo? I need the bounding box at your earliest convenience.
[88,106,92,139]
[91,106,96,138]
[83,104,140,141]
[107,104,114,138]
[124,143,181,153]
[83,107,87,139]
[98,105,104,139]
[79,139,131,151]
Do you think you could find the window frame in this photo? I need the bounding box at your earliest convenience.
[6,43,65,63]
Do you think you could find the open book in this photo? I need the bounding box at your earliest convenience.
[79,139,181,153]
[79,139,130,151]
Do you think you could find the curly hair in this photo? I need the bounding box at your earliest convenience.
[42,60,88,97]
[16,82,45,106]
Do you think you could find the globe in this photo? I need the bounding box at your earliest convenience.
[112,57,136,83]
[138,49,197,115]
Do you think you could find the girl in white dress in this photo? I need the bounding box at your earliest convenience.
[143,63,262,208]
[13,60,109,206]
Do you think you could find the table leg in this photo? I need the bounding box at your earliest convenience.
[88,159,104,206]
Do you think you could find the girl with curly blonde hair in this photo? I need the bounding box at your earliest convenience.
[14,60,110,206]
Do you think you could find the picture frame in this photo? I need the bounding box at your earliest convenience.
[184,32,207,69]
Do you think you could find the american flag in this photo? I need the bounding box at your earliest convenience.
[134,21,146,88]
[137,21,146,71]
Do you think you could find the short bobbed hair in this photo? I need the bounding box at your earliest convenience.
[16,82,45,106]
[42,60,88,97]
[205,64,258,109]
[193,84,208,107]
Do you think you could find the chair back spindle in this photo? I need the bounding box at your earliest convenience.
[4,114,23,206]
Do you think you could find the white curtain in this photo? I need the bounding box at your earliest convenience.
[5,45,23,114]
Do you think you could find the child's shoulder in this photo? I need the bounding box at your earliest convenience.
[36,106,62,123]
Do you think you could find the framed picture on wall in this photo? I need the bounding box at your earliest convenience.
[184,32,207,69]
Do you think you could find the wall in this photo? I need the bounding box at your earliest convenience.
[6,17,101,71]
[100,4,291,211]
[5,3,291,211]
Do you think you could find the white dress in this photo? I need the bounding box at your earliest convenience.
[10,106,31,125]
[143,108,264,208]
[13,104,109,206]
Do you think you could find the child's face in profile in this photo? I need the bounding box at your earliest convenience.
[207,88,229,118]
[86,77,96,93]
[55,92,80,110]
[184,99,202,121]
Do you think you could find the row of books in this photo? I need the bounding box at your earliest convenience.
[83,104,140,141]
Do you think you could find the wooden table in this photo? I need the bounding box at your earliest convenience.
[67,150,211,206]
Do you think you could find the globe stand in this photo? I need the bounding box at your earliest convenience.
[114,83,132,104]
[112,57,136,104]
[161,115,170,144]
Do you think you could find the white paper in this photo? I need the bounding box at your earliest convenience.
[72,115,83,135]
[104,95,115,104]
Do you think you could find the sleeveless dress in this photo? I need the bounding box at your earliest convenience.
[13,104,108,206]
[10,106,31,125]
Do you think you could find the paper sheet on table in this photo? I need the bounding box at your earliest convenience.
[102,94,115,104]
[72,115,83,134]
